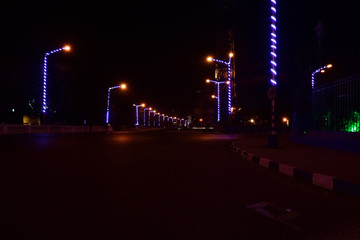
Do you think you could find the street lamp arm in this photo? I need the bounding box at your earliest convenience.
[42,45,71,114]
[311,64,333,89]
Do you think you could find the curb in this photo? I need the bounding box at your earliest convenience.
[232,142,360,198]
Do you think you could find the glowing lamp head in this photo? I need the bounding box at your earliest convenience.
[141,103,145,107]
[320,70,325,73]
[206,56,213,62]
[326,64,333,68]
[229,52,234,57]
[226,81,230,85]
[283,117,288,122]
[211,95,216,99]
[206,79,210,83]
[120,83,127,89]
[149,107,152,111]
[63,45,71,51]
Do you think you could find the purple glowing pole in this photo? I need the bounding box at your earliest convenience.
[207,53,233,115]
[42,45,70,114]
[269,0,277,138]
[143,108,151,126]
[311,64,333,89]
[206,79,230,122]
[148,110,155,127]
[105,84,127,124]
[153,112,159,127]
[270,0,277,86]
[133,103,145,126]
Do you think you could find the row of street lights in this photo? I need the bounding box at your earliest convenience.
[133,104,187,128]
[104,83,187,128]
[42,44,186,127]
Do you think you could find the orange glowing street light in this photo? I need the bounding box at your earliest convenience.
[206,52,234,115]
[42,45,71,116]
[312,64,333,89]
[106,83,127,124]
[64,45,71,51]
[134,103,146,126]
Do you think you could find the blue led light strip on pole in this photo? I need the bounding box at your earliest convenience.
[311,64,333,89]
[42,46,70,114]
[270,0,277,137]
[212,55,233,115]
[105,84,126,124]
[206,79,230,122]
[270,0,277,86]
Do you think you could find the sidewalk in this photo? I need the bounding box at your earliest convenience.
[231,135,360,198]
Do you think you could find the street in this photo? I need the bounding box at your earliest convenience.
[2,130,360,239]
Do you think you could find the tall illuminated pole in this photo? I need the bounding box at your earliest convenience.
[207,52,233,115]
[311,64,333,89]
[143,107,151,126]
[148,110,156,127]
[269,0,278,142]
[133,103,145,126]
[42,45,71,114]
[105,83,127,125]
[154,112,161,127]
[206,79,230,122]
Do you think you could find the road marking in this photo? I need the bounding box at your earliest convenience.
[246,201,301,231]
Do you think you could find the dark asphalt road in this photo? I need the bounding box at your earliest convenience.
[2,130,360,239]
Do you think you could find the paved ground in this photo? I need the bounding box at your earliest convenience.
[232,134,360,185]
[2,130,360,239]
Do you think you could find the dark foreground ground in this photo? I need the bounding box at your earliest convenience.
[1,130,360,239]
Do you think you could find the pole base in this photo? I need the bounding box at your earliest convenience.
[268,135,278,148]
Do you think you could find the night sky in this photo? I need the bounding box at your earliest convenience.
[1,0,359,125]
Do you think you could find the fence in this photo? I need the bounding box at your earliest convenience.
[312,75,360,132]
[0,125,110,134]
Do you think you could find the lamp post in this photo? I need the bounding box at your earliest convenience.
[268,0,278,147]
[207,52,233,115]
[143,107,152,126]
[133,103,145,126]
[42,45,71,117]
[153,112,162,127]
[206,79,230,122]
[148,110,156,127]
[311,64,333,89]
[105,83,127,125]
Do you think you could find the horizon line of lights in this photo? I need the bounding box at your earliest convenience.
[270,0,277,86]
[134,106,188,128]
[42,45,71,114]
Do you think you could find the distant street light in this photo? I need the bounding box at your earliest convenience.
[42,45,71,114]
[143,107,152,126]
[133,103,145,126]
[282,117,289,126]
[105,83,127,125]
[206,78,230,122]
[154,112,161,127]
[207,52,233,115]
[148,109,156,127]
[311,64,333,89]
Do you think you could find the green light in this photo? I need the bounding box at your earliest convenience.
[345,111,360,132]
